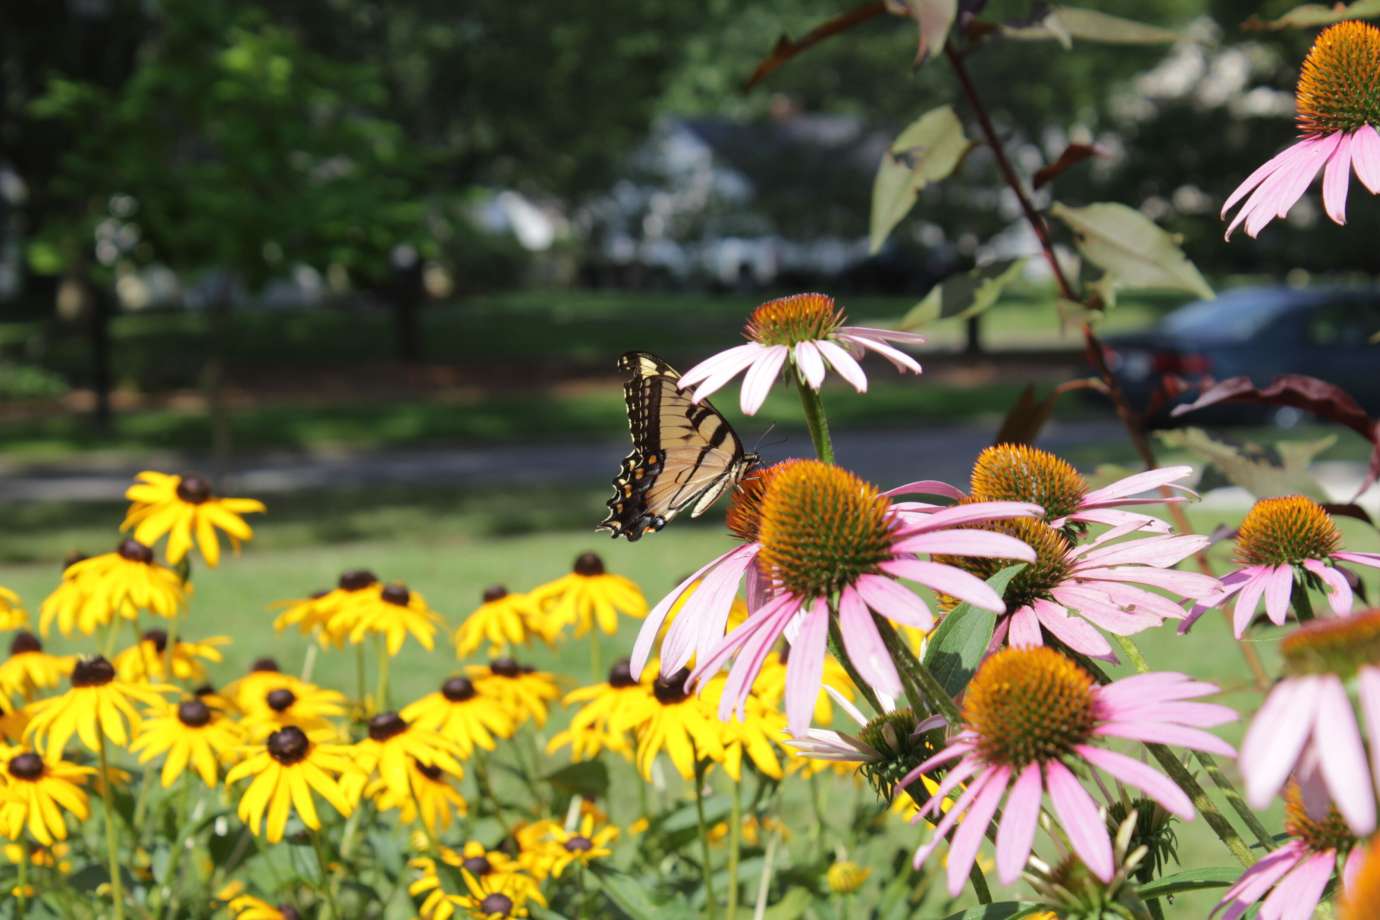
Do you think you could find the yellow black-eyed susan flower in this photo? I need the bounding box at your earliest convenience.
[455,586,548,658]
[220,657,293,712]
[270,588,332,638]
[542,813,617,878]
[36,553,90,637]
[530,552,646,637]
[304,570,384,647]
[633,668,724,781]
[113,629,229,683]
[0,632,72,701]
[378,758,467,833]
[238,676,347,742]
[224,725,356,843]
[826,860,870,894]
[340,711,463,805]
[467,659,559,728]
[337,582,444,656]
[546,659,654,761]
[410,844,542,919]
[4,841,70,874]
[708,814,790,846]
[129,697,243,788]
[0,748,91,846]
[227,893,304,919]
[401,676,515,756]
[703,676,785,781]
[121,471,265,566]
[53,540,186,634]
[24,656,171,761]
[0,705,27,745]
[455,868,546,919]
[0,589,27,631]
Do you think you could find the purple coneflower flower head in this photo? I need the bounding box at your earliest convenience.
[676,293,925,415]
[904,647,1235,895]
[1239,609,1380,836]
[890,444,1196,536]
[1213,783,1363,920]
[1183,496,1380,638]
[1223,21,1380,239]
[684,460,1038,734]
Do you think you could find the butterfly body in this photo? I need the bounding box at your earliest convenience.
[598,351,758,541]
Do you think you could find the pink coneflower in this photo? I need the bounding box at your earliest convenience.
[1222,21,1380,239]
[1239,609,1380,836]
[1182,496,1380,638]
[1213,783,1362,920]
[679,460,1038,733]
[676,293,925,415]
[889,444,1196,536]
[904,648,1236,894]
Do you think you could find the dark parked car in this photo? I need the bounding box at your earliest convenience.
[1101,286,1380,427]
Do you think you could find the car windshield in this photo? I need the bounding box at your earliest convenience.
[1159,289,1297,340]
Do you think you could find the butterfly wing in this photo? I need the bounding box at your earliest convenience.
[598,351,756,541]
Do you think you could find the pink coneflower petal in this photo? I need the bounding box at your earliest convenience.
[1104,700,1238,729]
[683,343,767,400]
[945,766,1010,896]
[1353,124,1380,193]
[1258,851,1334,920]
[1303,559,1353,614]
[739,344,789,415]
[838,325,928,346]
[880,559,1002,612]
[853,573,935,630]
[1050,586,1163,635]
[884,479,968,501]
[1249,134,1341,237]
[1314,676,1376,834]
[793,341,826,389]
[1345,842,1367,890]
[1095,720,1236,757]
[1212,842,1305,919]
[785,599,830,734]
[1333,550,1380,569]
[1079,565,1219,595]
[1242,678,1319,809]
[1233,567,1273,637]
[1263,563,1296,625]
[839,333,924,375]
[690,592,793,691]
[1222,143,1310,215]
[1045,760,1114,882]
[1065,508,1172,533]
[1031,599,1115,659]
[1079,533,1208,568]
[1359,667,1380,791]
[1076,745,1193,819]
[718,600,796,721]
[995,763,1043,884]
[1080,466,1196,505]
[913,766,992,866]
[632,545,757,678]
[659,548,759,675]
[1088,581,1195,621]
[1097,672,1221,708]
[1323,131,1355,224]
[903,747,980,814]
[814,339,868,393]
[837,587,903,702]
[892,529,1035,560]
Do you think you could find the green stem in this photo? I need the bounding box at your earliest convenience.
[826,616,882,715]
[590,633,603,683]
[158,778,198,920]
[726,776,742,920]
[312,831,343,920]
[354,643,367,714]
[103,615,122,660]
[375,635,391,712]
[1111,635,1275,852]
[692,753,720,919]
[1292,577,1316,622]
[794,375,835,464]
[97,732,125,920]
[874,617,962,724]
[16,839,27,917]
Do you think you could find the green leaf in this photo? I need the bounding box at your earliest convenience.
[940,903,1043,920]
[1155,428,1334,501]
[1050,202,1214,300]
[1137,866,1240,898]
[1003,7,1183,47]
[922,565,1023,697]
[886,0,958,62]
[591,867,693,920]
[543,760,610,801]
[870,105,971,253]
[1246,0,1380,29]
[898,258,1028,330]
[761,886,813,920]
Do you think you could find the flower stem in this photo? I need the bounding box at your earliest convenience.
[874,617,963,725]
[727,776,743,920]
[375,635,391,712]
[692,752,720,919]
[826,615,882,715]
[312,831,343,919]
[96,732,125,920]
[752,832,778,920]
[354,643,367,714]
[16,840,28,917]
[590,633,603,682]
[794,375,835,464]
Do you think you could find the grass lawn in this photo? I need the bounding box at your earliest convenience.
[1,495,1375,914]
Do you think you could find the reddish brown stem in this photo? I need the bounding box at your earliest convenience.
[745,2,887,90]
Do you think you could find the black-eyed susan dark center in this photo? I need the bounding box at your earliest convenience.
[266,688,297,712]
[144,629,169,653]
[1235,496,1341,566]
[966,647,1096,769]
[479,894,514,917]
[563,835,594,852]
[1284,782,1353,852]
[381,584,410,606]
[464,854,493,875]
[9,631,41,656]
[177,699,212,728]
[416,759,444,782]
[482,585,508,602]
[8,753,44,782]
[489,658,522,678]
[1281,608,1380,678]
[117,539,154,564]
[1297,21,1380,136]
[368,711,408,742]
[939,517,1072,611]
[970,444,1088,521]
[653,668,693,705]
[267,726,309,765]
[607,659,638,688]
[71,655,116,688]
[744,292,843,346]
[442,676,477,701]
[756,461,894,600]
[251,657,281,673]
[337,569,378,591]
[573,552,605,576]
[175,474,213,504]
[62,551,88,571]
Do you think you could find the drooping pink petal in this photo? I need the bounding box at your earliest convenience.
[679,342,765,390]
[689,592,795,690]
[1061,508,1172,533]
[1212,842,1305,918]
[1333,551,1380,570]
[883,479,967,501]
[881,559,1002,612]
[814,339,869,393]
[1232,567,1272,637]
[901,738,976,794]
[1097,672,1221,708]
[1222,142,1313,216]
[1045,760,1114,882]
[1242,134,1340,238]
[893,529,1036,560]
[1257,850,1335,920]
[716,597,799,721]
[902,749,980,819]
[1095,721,1236,757]
[995,763,1043,884]
[1241,678,1320,809]
[1077,565,1220,597]
[1008,605,1043,648]
[660,547,758,675]
[793,340,826,390]
[1080,533,1208,568]
[899,500,1043,533]
[1263,563,1296,626]
[1313,675,1377,835]
[912,766,994,868]
[1077,745,1193,818]
[1083,581,1194,622]
[1101,700,1237,729]
[1352,125,1380,194]
[838,332,923,375]
[838,325,928,346]
[1081,466,1195,505]
[945,765,1010,896]
[1031,599,1115,659]
[837,586,903,702]
[1050,585,1164,635]
[1303,559,1353,615]
[854,573,935,630]
[785,599,830,735]
[1323,131,1355,225]
[739,345,789,415]
[632,547,753,678]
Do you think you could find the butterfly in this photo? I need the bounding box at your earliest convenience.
[598,351,759,542]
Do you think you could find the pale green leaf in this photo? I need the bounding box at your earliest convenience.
[1004,6,1183,46]
[899,258,1027,329]
[923,565,1023,698]
[869,105,971,253]
[761,887,813,920]
[1246,0,1380,29]
[1050,201,1214,300]
[1137,866,1241,897]
[1155,428,1334,500]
